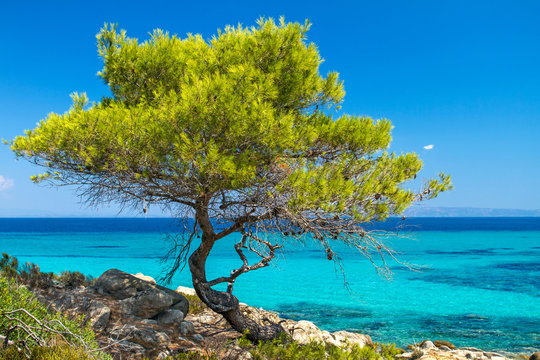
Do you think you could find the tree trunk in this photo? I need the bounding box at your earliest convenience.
[188,205,285,341]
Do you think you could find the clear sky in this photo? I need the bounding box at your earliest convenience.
[1,0,539,216]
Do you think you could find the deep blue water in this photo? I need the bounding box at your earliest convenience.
[0,217,539,353]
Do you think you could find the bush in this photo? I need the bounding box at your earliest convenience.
[0,252,20,279]
[173,352,219,360]
[411,349,424,360]
[182,293,208,315]
[0,344,101,360]
[235,333,400,360]
[19,262,55,289]
[380,343,405,360]
[58,271,87,289]
[0,276,110,359]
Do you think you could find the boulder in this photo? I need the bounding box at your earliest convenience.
[171,297,189,315]
[132,273,156,284]
[420,340,436,349]
[110,324,170,349]
[120,288,173,319]
[433,340,455,349]
[156,309,184,324]
[180,321,195,335]
[157,350,172,360]
[531,353,540,360]
[94,269,189,315]
[333,330,373,348]
[176,286,197,296]
[290,320,324,344]
[86,300,111,330]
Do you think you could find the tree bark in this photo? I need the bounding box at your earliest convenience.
[188,203,285,341]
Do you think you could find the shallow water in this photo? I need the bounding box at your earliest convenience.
[0,218,538,353]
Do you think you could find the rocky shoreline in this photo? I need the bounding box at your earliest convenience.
[28,269,536,360]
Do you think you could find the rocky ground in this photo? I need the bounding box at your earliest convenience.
[30,269,536,360]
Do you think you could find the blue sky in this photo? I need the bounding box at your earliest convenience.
[1,0,539,216]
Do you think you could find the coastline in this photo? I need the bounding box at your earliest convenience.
[1,217,539,354]
[19,269,535,360]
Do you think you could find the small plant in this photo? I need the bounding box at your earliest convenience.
[0,252,20,279]
[233,332,401,360]
[181,293,208,314]
[380,343,405,360]
[173,352,219,360]
[411,349,424,360]
[58,270,87,289]
[0,343,104,360]
[0,276,110,359]
[19,262,55,289]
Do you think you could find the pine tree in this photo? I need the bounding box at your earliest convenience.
[11,18,451,340]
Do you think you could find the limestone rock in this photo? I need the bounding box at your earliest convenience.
[433,340,455,349]
[120,288,173,319]
[86,299,110,330]
[94,269,187,308]
[333,330,373,348]
[132,273,156,284]
[223,345,253,360]
[421,340,436,349]
[176,286,197,296]
[156,309,184,324]
[110,324,170,349]
[180,321,195,335]
[157,350,172,360]
[290,320,324,344]
[171,296,189,316]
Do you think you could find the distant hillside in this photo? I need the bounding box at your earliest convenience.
[404,207,540,217]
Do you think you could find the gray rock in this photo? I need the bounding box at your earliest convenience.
[530,352,540,360]
[223,345,253,360]
[193,333,204,342]
[439,345,451,351]
[170,297,189,316]
[93,269,188,309]
[333,330,373,349]
[132,273,156,284]
[120,288,173,319]
[0,335,14,347]
[141,319,158,325]
[157,350,172,360]
[156,309,184,324]
[110,324,170,349]
[176,286,196,296]
[180,321,195,335]
[119,340,146,353]
[421,340,436,349]
[87,300,110,330]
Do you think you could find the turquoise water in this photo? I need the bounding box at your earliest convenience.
[0,218,538,353]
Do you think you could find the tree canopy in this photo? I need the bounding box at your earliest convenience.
[11,18,451,340]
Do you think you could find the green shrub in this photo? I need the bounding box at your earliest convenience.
[379,343,404,360]
[0,345,102,360]
[19,262,55,289]
[0,252,20,279]
[173,352,219,360]
[0,276,110,359]
[0,344,101,360]
[411,349,424,360]
[236,333,398,360]
[58,271,87,289]
[182,293,208,314]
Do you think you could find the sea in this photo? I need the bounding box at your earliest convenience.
[0,217,538,354]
